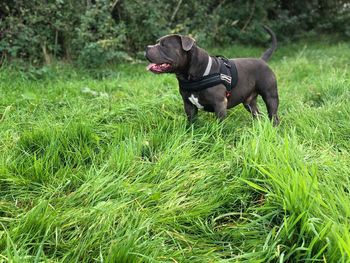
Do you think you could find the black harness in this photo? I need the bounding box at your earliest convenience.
[178,57,238,96]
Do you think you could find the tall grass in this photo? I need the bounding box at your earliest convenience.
[0,40,349,262]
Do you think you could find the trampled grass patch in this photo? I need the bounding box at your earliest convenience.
[0,40,349,262]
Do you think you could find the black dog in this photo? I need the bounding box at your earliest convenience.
[145,26,279,125]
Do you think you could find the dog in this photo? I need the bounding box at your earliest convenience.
[145,26,279,126]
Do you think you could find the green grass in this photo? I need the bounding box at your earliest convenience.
[0,40,350,262]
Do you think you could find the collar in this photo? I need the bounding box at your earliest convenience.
[203,56,212,76]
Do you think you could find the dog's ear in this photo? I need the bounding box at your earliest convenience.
[180,36,195,51]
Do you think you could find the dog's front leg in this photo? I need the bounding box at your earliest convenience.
[183,99,198,123]
[214,98,228,121]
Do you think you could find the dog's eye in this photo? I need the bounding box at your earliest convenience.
[160,41,169,48]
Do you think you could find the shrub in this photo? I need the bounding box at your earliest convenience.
[0,0,349,65]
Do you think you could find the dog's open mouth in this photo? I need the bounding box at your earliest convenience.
[146,63,172,73]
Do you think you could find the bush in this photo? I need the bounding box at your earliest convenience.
[0,0,126,67]
[0,0,349,66]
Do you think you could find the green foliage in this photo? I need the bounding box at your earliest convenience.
[74,0,127,68]
[1,0,349,66]
[0,0,126,67]
[1,40,350,261]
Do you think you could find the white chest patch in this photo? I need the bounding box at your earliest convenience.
[188,94,204,109]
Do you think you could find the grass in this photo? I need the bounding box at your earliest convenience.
[0,39,350,262]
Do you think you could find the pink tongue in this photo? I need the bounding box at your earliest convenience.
[146,63,157,71]
[146,63,171,73]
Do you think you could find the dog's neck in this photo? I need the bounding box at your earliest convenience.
[176,47,216,81]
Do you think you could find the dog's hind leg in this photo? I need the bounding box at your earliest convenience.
[257,71,280,126]
[262,93,280,126]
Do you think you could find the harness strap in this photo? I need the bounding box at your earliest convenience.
[179,57,238,93]
[178,73,222,91]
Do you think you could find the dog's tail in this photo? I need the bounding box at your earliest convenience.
[260,26,277,62]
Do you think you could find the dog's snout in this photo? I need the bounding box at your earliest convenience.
[145,45,153,55]
[145,45,151,59]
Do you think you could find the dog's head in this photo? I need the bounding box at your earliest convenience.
[145,34,196,74]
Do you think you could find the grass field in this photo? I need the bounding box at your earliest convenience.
[1,39,350,262]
